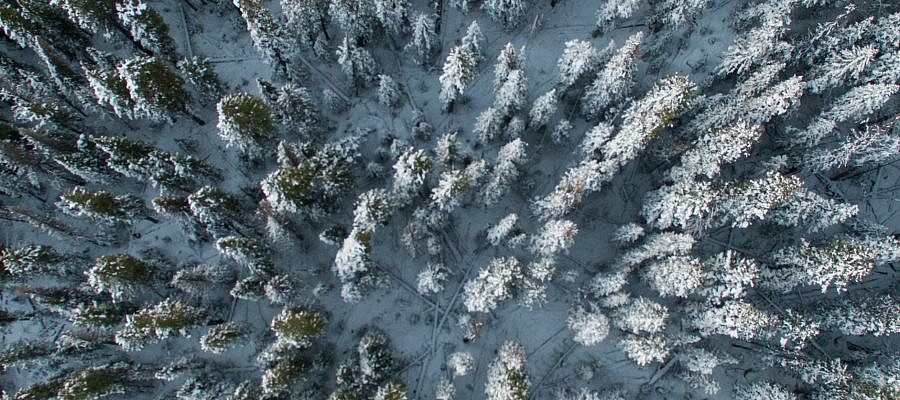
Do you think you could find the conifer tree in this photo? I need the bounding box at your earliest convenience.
[392,148,431,206]
[485,341,528,400]
[86,253,154,301]
[329,0,378,41]
[581,31,643,119]
[483,0,527,30]
[58,187,146,224]
[118,56,191,123]
[51,0,120,38]
[769,236,898,293]
[116,0,174,55]
[257,79,322,139]
[200,322,246,354]
[178,56,223,106]
[217,92,276,159]
[557,39,602,87]
[271,307,327,347]
[595,0,641,34]
[233,0,289,71]
[530,219,578,258]
[439,45,477,111]
[374,0,409,35]
[567,306,610,346]
[337,35,378,89]
[216,235,274,276]
[463,257,521,313]
[115,298,202,351]
[281,0,330,46]
[406,13,439,65]
[528,89,558,129]
[58,363,130,399]
[460,21,486,64]
[377,74,401,107]
[482,138,527,205]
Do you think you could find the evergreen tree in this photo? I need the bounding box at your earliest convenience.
[613,297,668,334]
[200,322,246,354]
[51,0,119,38]
[178,56,223,106]
[793,83,899,147]
[618,334,669,366]
[494,69,527,115]
[805,122,900,172]
[58,363,130,399]
[392,148,431,206]
[650,0,708,33]
[116,0,174,55]
[337,35,378,89]
[57,186,146,224]
[463,257,521,313]
[482,138,527,206]
[769,236,898,293]
[233,0,289,71]
[115,298,202,351]
[769,189,858,232]
[567,306,610,346]
[187,186,243,239]
[483,0,527,30]
[86,253,154,301]
[460,21,486,64]
[377,74,401,107]
[734,381,796,400]
[281,0,330,46]
[595,0,641,34]
[118,56,191,123]
[557,39,602,87]
[642,255,703,298]
[528,89,558,129]
[405,13,439,65]
[493,43,526,92]
[257,79,323,139]
[0,244,75,278]
[439,45,478,111]
[581,31,643,119]
[171,263,235,298]
[530,219,578,258]
[216,92,276,159]
[271,307,327,347]
[215,235,274,276]
[485,341,528,400]
[84,62,135,120]
[416,262,448,295]
[329,0,378,41]
[374,0,409,35]
[667,121,762,183]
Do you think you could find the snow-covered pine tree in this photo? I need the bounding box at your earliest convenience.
[649,0,709,33]
[716,3,793,76]
[581,31,643,119]
[601,74,696,169]
[461,20,486,64]
[392,148,431,206]
[667,121,762,183]
[482,138,527,206]
[642,255,703,298]
[118,56,191,123]
[0,244,75,278]
[733,381,796,400]
[337,35,378,90]
[57,186,145,224]
[483,0,527,30]
[528,89,558,129]
[51,0,119,39]
[374,0,409,35]
[618,334,669,366]
[405,13,438,65]
[86,253,154,301]
[793,83,899,147]
[216,92,276,159]
[439,45,478,112]
[377,74,402,107]
[494,69,527,116]
[595,0,641,34]
[807,44,879,93]
[187,186,242,239]
[493,43,526,92]
[84,61,136,120]
[329,0,378,41]
[463,256,521,313]
[257,79,322,138]
[116,0,174,55]
[641,180,717,230]
[769,189,858,232]
[697,250,759,305]
[171,263,235,299]
[767,236,899,293]
[271,307,327,347]
[215,235,274,276]
[715,171,801,229]
[58,363,130,399]
[200,322,246,354]
[233,0,289,71]
[281,0,330,46]
[485,341,528,400]
[416,262,448,295]
[557,39,602,87]
[819,295,899,337]
[567,305,610,346]
[805,122,900,172]
[178,56,223,106]
[530,219,578,258]
[447,352,475,377]
[612,297,668,334]
[688,300,775,341]
[115,298,202,351]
